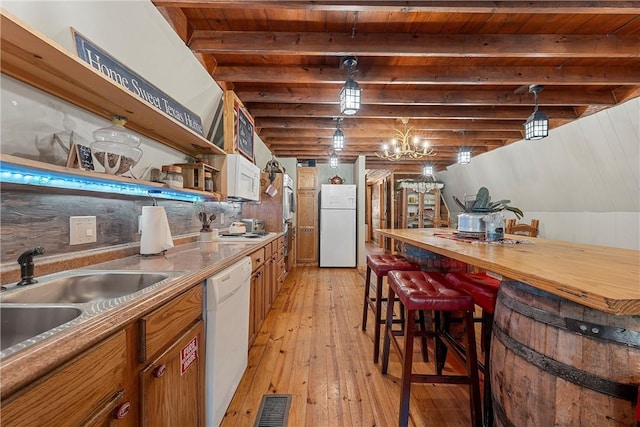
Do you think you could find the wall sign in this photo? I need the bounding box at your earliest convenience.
[71,29,204,136]
[180,336,199,375]
[66,144,95,171]
[236,105,254,162]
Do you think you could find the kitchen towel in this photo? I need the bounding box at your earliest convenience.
[140,206,174,255]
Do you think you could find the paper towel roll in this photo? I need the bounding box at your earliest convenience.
[140,206,174,255]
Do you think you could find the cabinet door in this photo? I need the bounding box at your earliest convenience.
[297,167,317,190]
[296,189,318,263]
[249,265,265,345]
[141,321,205,427]
[2,330,131,426]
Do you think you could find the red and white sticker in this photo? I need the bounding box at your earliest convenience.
[180,336,198,375]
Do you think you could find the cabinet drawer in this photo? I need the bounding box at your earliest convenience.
[277,236,285,250]
[140,286,203,362]
[250,247,266,271]
[3,330,128,426]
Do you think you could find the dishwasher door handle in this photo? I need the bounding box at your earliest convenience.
[216,284,245,305]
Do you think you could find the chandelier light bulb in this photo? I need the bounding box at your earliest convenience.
[375,118,436,161]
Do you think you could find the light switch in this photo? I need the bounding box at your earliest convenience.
[70,216,97,245]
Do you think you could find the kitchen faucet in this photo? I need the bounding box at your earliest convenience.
[17,247,45,286]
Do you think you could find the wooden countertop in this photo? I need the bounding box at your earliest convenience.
[375,228,640,316]
[0,234,281,397]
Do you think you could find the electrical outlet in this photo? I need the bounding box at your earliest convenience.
[70,216,97,245]
[220,212,224,224]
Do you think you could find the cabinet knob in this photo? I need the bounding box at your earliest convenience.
[113,402,131,419]
[154,364,167,378]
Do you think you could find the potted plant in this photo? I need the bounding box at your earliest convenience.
[195,202,217,241]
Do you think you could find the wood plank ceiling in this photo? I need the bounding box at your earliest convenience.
[153,1,640,175]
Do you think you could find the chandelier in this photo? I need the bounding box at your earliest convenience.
[376,118,436,161]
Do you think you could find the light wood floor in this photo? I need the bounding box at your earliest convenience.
[221,263,483,427]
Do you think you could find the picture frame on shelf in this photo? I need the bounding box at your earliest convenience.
[236,104,254,162]
[66,143,94,171]
[408,194,418,204]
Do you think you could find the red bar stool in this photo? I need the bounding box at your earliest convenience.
[362,253,422,363]
[381,270,482,427]
[445,272,500,427]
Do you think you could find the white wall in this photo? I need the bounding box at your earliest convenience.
[438,98,640,249]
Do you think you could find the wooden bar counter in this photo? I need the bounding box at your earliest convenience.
[376,228,639,315]
[375,228,640,427]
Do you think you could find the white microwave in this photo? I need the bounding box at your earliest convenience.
[224,154,260,201]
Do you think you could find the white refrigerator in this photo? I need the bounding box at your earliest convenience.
[320,184,357,267]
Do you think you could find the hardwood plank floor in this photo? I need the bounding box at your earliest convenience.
[221,264,482,427]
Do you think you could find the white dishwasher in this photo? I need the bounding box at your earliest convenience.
[205,256,252,427]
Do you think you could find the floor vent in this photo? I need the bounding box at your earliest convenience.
[253,394,292,427]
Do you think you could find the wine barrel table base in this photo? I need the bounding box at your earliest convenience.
[491,281,639,427]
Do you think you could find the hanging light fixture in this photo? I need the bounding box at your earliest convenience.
[422,163,434,176]
[524,84,549,140]
[457,131,471,165]
[329,151,338,168]
[457,148,471,165]
[339,56,361,115]
[333,118,345,151]
[376,118,436,161]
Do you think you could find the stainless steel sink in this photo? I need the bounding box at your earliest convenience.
[1,272,170,304]
[0,270,178,357]
[0,306,83,351]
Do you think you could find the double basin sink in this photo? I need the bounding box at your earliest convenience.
[1,271,176,357]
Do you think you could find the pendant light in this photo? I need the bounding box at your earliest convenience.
[524,85,549,140]
[333,118,345,151]
[329,151,339,168]
[339,56,361,116]
[457,131,471,165]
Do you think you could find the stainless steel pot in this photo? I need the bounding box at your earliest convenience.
[457,213,487,233]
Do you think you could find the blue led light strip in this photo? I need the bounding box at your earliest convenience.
[0,162,205,202]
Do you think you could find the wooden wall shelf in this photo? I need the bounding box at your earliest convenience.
[0,10,226,158]
[0,154,221,202]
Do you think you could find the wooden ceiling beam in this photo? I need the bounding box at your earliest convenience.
[258,127,521,140]
[214,65,640,86]
[247,103,578,120]
[263,137,502,151]
[255,117,526,131]
[191,31,639,58]
[152,1,640,14]
[236,86,617,106]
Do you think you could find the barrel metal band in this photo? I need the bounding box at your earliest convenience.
[493,323,637,402]
[500,291,640,348]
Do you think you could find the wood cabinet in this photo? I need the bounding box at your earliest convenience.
[275,236,286,297]
[296,189,318,264]
[140,321,205,427]
[249,247,266,345]
[297,167,318,190]
[2,330,132,426]
[248,237,286,346]
[138,285,205,426]
[296,165,318,265]
[396,187,450,229]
